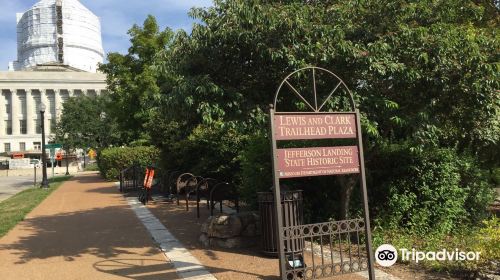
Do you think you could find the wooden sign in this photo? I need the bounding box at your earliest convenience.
[277,146,359,178]
[274,113,356,140]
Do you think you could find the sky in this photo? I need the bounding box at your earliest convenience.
[0,0,213,70]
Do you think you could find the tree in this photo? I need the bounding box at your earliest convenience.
[99,15,176,144]
[100,0,498,226]
[156,0,498,219]
[54,95,120,153]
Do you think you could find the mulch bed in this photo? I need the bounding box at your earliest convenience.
[147,199,366,280]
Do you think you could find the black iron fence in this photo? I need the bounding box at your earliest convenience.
[119,165,141,192]
[283,218,368,279]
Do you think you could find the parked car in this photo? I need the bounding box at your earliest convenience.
[0,160,8,170]
[30,159,42,168]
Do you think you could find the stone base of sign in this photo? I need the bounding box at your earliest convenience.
[199,212,260,249]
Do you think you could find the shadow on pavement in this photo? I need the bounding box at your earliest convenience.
[93,258,180,280]
[0,205,160,264]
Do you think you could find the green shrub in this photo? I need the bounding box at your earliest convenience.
[84,163,99,171]
[238,133,273,208]
[159,123,245,181]
[370,144,494,235]
[97,146,159,180]
[470,217,500,271]
[373,216,499,273]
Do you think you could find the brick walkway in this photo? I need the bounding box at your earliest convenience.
[0,173,178,280]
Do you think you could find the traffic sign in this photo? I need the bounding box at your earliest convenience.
[46,143,62,149]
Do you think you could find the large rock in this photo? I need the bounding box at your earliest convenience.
[242,223,258,237]
[238,212,259,228]
[199,211,261,249]
[200,217,211,233]
[208,214,242,238]
[199,233,210,247]
[215,237,243,249]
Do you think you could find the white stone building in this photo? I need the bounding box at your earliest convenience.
[0,0,106,155]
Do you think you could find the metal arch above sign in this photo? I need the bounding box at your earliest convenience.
[274,113,357,140]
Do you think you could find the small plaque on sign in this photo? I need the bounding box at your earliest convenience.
[274,114,356,140]
[277,146,360,178]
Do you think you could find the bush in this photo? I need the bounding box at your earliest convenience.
[84,163,99,171]
[370,143,495,235]
[373,216,499,274]
[97,146,160,180]
[159,123,245,181]
[238,133,273,208]
[470,217,500,272]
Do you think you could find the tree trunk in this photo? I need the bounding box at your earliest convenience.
[338,175,358,220]
[65,149,70,175]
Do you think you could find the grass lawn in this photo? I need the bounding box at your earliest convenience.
[0,176,72,238]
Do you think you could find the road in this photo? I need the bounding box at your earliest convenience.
[0,174,41,202]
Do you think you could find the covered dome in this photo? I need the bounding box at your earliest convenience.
[12,0,104,72]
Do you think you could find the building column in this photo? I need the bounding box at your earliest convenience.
[0,90,5,136]
[11,89,19,136]
[55,89,62,120]
[41,89,50,136]
[26,89,34,135]
[67,89,74,99]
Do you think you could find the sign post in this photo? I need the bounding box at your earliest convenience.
[270,67,375,280]
[46,144,62,178]
[50,149,55,178]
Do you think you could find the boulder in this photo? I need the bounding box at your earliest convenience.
[200,217,211,233]
[199,233,210,247]
[215,237,243,249]
[238,212,259,228]
[199,211,261,249]
[242,223,258,237]
[207,214,242,238]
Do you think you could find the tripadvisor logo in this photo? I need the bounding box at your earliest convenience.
[375,244,398,267]
[375,244,481,267]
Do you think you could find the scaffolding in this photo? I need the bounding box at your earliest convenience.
[10,0,103,73]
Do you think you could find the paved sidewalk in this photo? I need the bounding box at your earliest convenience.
[0,173,179,280]
[0,175,40,202]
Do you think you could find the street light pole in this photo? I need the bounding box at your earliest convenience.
[40,103,49,188]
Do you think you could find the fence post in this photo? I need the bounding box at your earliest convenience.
[133,165,138,188]
[119,171,123,192]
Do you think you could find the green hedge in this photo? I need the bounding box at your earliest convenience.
[97,146,159,180]
[159,123,245,180]
[370,144,495,235]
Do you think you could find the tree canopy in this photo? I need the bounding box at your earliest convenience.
[99,0,498,233]
[54,95,120,152]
